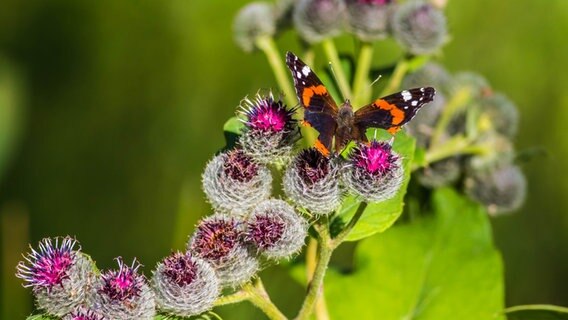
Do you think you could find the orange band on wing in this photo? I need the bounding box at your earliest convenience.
[302,85,328,107]
[314,139,330,157]
[374,99,405,125]
[387,126,401,135]
[301,120,312,127]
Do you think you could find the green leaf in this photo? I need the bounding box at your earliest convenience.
[332,130,416,241]
[326,188,505,320]
[505,305,568,320]
[222,116,244,150]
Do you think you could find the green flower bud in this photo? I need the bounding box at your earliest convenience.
[478,92,519,138]
[417,157,461,188]
[465,164,526,215]
[392,1,447,55]
[233,2,276,52]
[345,0,394,42]
[293,0,347,43]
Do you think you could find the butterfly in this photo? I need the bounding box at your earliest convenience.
[285,52,435,156]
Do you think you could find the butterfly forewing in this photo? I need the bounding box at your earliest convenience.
[354,87,435,134]
[286,52,339,156]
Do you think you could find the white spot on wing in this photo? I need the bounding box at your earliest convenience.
[296,71,302,78]
[401,90,412,101]
[411,101,418,106]
[302,65,311,76]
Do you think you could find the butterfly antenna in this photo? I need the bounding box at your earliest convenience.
[370,75,382,88]
[328,62,345,100]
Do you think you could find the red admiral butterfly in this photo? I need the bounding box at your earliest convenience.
[286,52,435,157]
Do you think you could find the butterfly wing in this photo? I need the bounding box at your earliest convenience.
[354,87,435,135]
[286,52,338,156]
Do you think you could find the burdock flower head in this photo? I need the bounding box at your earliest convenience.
[16,237,96,317]
[392,1,447,55]
[239,92,298,164]
[245,199,308,260]
[202,148,272,215]
[94,258,155,320]
[345,0,394,41]
[343,140,404,202]
[283,148,342,215]
[188,214,259,288]
[63,307,105,320]
[152,251,220,317]
[293,0,347,43]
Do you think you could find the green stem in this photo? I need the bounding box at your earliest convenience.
[213,290,251,307]
[306,237,330,320]
[295,218,333,320]
[380,59,409,97]
[244,278,288,320]
[331,201,368,248]
[352,42,374,109]
[429,87,472,148]
[411,136,490,171]
[322,39,352,100]
[256,35,297,109]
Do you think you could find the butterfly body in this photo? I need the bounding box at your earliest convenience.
[286,52,435,156]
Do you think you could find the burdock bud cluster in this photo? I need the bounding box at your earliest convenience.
[93,258,155,319]
[343,140,404,202]
[238,91,298,164]
[403,62,525,214]
[202,148,272,215]
[152,251,220,316]
[16,237,97,317]
[234,0,449,54]
[283,148,342,215]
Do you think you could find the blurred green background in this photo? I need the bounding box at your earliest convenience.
[0,0,567,318]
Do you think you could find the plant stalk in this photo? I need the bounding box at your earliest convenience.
[352,42,374,109]
[429,87,472,148]
[295,218,333,320]
[244,278,288,320]
[306,237,330,320]
[332,201,368,248]
[322,39,352,100]
[213,290,251,307]
[380,59,409,97]
[256,35,297,109]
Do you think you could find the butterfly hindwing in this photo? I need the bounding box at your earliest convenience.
[286,52,338,156]
[354,87,435,134]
